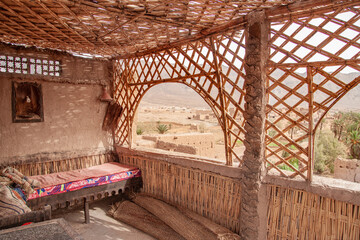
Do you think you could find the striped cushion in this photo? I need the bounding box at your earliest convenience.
[0,184,31,217]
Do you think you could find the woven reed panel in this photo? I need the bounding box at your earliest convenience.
[267,185,360,239]
[0,153,115,176]
[118,153,242,234]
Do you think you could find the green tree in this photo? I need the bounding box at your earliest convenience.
[348,130,360,159]
[156,124,169,134]
[136,127,144,135]
[319,118,326,132]
[332,118,344,141]
[314,132,346,174]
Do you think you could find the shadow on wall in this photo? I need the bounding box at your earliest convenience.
[1,81,113,159]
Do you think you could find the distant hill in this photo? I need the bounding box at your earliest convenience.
[140,71,360,111]
[141,82,210,108]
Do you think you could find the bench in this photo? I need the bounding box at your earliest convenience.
[27,162,142,223]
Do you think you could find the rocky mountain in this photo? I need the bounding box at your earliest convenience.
[140,71,360,111]
[141,82,210,108]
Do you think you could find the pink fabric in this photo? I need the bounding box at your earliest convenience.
[28,168,141,200]
[29,162,137,188]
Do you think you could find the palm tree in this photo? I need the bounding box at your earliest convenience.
[332,118,344,140]
[348,130,360,159]
[156,124,169,134]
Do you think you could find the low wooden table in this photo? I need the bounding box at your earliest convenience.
[0,218,82,240]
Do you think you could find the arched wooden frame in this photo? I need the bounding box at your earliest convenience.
[114,4,360,180]
[113,29,247,166]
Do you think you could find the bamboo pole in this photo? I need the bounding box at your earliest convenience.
[307,67,314,181]
[210,36,232,166]
[128,72,215,86]
[124,59,132,148]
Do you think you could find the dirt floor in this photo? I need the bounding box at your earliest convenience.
[53,196,154,240]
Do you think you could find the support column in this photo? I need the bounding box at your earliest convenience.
[240,10,269,240]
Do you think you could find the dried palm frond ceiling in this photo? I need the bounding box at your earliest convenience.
[0,0,354,59]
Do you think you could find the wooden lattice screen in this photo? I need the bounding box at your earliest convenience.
[113,4,360,180]
[266,4,360,179]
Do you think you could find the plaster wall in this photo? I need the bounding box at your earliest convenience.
[334,157,360,183]
[0,43,111,85]
[142,133,215,157]
[0,44,113,163]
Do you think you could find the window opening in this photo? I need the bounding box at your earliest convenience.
[133,83,238,164]
[314,79,360,184]
[0,55,61,76]
[12,81,44,123]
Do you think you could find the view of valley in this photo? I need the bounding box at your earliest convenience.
[134,74,360,183]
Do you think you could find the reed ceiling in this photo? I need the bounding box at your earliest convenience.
[0,0,350,59]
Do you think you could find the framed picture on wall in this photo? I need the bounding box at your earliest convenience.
[12,81,44,123]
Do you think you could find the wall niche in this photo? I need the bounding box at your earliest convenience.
[12,81,44,123]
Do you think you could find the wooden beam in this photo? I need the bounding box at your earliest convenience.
[307,66,314,181]
[124,60,132,148]
[164,49,223,112]
[210,36,232,166]
[267,0,359,20]
[268,59,360,69]
[128,72,215,86]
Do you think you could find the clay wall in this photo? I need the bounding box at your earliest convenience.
[0,44,113,164]
[0,43,111,85]
[156,140,197,155]
[155,133,215,157]
[334,157,360,183]
[141,133,215,158]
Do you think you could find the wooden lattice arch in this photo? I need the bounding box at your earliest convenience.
[113,29,247,166]
[113,3,360,180]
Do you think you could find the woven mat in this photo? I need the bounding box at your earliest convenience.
[109,200,184,240]
[110,194,241,240]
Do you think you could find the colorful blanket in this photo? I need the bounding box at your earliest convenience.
[0,184,31,217]
[28,162,141,199]
[0,167,36,217]
[0,167,39,196]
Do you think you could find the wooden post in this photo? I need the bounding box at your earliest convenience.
[124,59,132,148]
[44,205,52,220]
[210,36,232,166]
[240,10,269,240]
[84,197,90,224]
[307,66,314,181]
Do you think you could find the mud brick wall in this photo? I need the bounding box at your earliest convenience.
[334,157,360,183]
[0,44,113,164]
[141,133,215,157]
[0,43,111,85]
